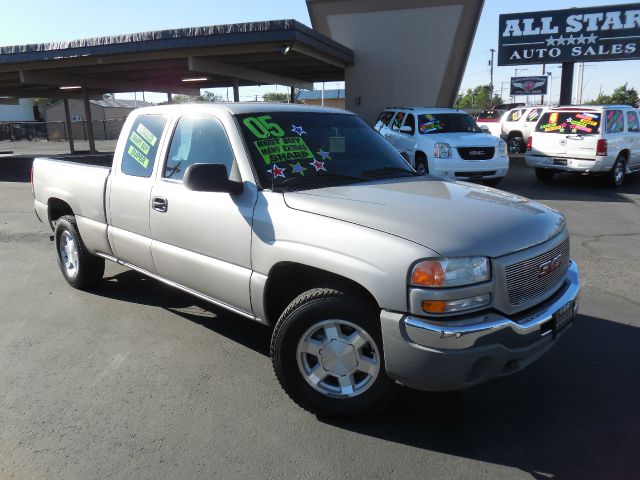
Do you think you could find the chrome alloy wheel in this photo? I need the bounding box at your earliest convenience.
[614,160,625,185]
[296,319,380,398]
[59,230,79,278]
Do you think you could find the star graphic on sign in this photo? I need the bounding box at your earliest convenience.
[316,148,332,161]
[587,33,598,44]
[291,162,307,175]
[545,36,557,47]
[576,34,588,45]
[268,164,286,178]
[566,34,577,45]
[291,125,307,136]
[309,159,326,172]
[555,35,566,46]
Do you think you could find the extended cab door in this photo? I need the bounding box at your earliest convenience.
[149,113,257,314]
[107,114,169,273]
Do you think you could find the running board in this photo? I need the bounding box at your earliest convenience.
[95,252,260,322]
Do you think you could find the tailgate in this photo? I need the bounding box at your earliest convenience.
[533,110,601,159]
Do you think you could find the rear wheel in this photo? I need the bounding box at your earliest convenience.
[605,155,626,188]
[54,215,105,289]
[271,288,399,418]
[508,136,524,154]
[535,168,555,182]
[415,154,429,175]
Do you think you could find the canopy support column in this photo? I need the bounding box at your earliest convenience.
[233,78,240,102]
[63,98,75,154]
[82,88,96,153]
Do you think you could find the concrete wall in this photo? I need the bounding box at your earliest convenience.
[0,98,36,121]
[307,0,484,124]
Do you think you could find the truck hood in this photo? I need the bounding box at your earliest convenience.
[283,177,565,258]
[425,132,499,147]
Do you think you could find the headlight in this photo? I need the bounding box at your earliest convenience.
[421,294,491,314]
[433,143,452,158]
[498,140,508,157]
[411,257,490,288]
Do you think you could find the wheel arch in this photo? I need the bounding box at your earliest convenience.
[263,262,379,326]
[48,198,74,227]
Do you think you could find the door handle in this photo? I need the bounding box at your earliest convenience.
[152,196,168,212]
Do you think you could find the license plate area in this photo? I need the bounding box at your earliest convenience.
[552,300,575,336]
[554,158,567,166]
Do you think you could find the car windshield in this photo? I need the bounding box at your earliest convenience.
[535,111,601,135]
[477,110,504,121]
[236,112,417,191]
[417,113,482,134]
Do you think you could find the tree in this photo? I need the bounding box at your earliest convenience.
[589,83,639,106]
[162,91,222,104]
[263,92,290,103]
[455,85,503,109]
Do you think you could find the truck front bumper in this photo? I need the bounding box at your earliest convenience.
[380,261,580,391]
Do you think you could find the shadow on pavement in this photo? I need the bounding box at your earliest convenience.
[325,314,640,480]
[92,269,271,356]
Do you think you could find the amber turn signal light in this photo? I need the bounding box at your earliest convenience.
[411,260,445,287]
[421,300,447,313]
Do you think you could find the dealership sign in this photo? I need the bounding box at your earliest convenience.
[498,4,640,65]
[510,76,548,95]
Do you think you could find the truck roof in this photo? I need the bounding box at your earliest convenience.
[131,102,353,116]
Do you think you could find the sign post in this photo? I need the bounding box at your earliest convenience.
[498,4,640,104]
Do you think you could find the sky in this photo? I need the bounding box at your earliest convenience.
[0,0,638,104]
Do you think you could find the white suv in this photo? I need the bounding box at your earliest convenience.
[375,108,509,186]
[500,106,547,154]
[526,105,640,187]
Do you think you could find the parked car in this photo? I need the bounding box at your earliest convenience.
[500,106,547,154]
[32,103,579,418]
[475,108,509,137]
[526,105,640,187]
[375,107,509,186]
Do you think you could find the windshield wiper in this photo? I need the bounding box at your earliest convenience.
[361,167,418,178]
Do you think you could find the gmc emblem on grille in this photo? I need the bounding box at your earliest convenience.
[538,254,563,278]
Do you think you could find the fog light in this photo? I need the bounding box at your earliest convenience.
[421,294,490,314]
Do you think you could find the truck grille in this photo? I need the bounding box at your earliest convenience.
[458,147,495,160]
[505,239,570,305]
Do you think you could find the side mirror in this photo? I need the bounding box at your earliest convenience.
[480,125,490,134]
[183,163,243,195]
[399,125,414,134]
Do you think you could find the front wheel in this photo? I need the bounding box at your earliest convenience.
[54,215,105,289]
[271,288,399,418]
[415,154,429,175]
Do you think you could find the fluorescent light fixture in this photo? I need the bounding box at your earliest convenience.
[280,45,291,55]
[181,77,208,82]
[59,85,81,90]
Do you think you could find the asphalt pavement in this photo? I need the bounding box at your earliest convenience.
[0,157,638,479]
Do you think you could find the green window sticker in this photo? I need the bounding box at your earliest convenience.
[129,131,150,155]
[128,144,149,168]
[243,115,286,139]
[254,137,314,165]
[136,123,158,146]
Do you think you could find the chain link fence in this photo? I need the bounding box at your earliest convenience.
[0,119,127,142]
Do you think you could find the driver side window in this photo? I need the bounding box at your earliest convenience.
[164,115,235,181]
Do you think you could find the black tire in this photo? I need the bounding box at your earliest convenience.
[508,136,524,155]
[483,178,502,187]
[415,154,429,175]
[271,288,400,418]
[535,168,555,182]
[54,215,105,289]
[604,155,626,188]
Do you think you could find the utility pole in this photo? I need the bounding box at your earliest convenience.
[541,64,546,105]
[489,48,495,98]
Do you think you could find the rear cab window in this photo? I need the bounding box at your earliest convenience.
[535,110,601,135]
[121,115,168,177]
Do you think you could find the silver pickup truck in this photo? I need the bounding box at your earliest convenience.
[32,104,580,417]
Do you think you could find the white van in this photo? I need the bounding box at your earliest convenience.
[375,107,509,186]
[526,105,640,187]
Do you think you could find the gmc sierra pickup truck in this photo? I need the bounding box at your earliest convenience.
[32,104,580,417]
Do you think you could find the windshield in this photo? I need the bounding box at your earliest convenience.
[418,113,482,134]
[236,112,416,190]
[535,111,601,135]
[477,110,504,121]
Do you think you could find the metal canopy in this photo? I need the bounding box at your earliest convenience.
[0,19,353,99]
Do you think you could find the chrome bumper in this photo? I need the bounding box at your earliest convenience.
[381,261,580,391]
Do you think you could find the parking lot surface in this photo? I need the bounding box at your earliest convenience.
[1,157,639,479]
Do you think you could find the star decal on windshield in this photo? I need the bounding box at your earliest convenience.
[268,164,286,178]
[291,125,307,136]
[309,159,326,171]
[291,162,307,175]
[316,148,332,161]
